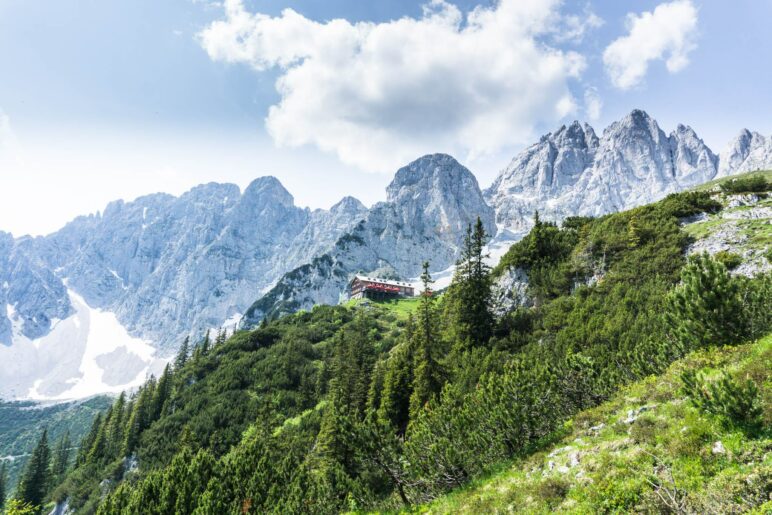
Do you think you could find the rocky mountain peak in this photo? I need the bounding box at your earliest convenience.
[242,176,294,207]
[718,129,772,177]
[386,153,469,200]
[486,109,726,231]
[329,196,366,215]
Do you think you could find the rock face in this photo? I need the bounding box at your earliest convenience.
[0,232,73,345]
[486,110,721,231]
[717,130,772,178]
[243,154,496,324]
[0,178,367,398]
[17,178,367,348]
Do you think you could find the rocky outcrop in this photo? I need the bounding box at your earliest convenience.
[491,267,530,316]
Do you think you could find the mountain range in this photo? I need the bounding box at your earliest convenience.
[1,109,770,400]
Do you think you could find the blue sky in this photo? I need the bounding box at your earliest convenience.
[0,0,770,236]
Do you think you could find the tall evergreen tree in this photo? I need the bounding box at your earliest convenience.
[76,413,103,467]
[106,392,127,458]
[50,432,72,484]
[174,336,190,370]
[151,365,173,420]
[376,322,415,435]
[448,217,494,351]
[408,262,443,421]
[16,429,51,510]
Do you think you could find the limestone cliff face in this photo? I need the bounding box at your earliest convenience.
[717,129,772,178]
[486,110,721,231]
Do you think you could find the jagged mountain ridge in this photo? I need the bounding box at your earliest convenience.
[0,179,368,398]
[1,110,770,400]
[485,109,763,231]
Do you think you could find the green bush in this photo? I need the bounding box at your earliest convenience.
[714,250,743,270]
[681,371,764,435]
[719,175,770,194]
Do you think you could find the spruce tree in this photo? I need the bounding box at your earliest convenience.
[106,392,127,458]
[174,336,190,370]
[408,262,443,421]
[76,414,102,466]
[377,324,415,435]
[448,217,494,351]
[16,429,51,510]
[50,432,71,484]
[151,365,173,420]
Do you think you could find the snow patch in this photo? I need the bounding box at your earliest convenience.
[0,289,166,401]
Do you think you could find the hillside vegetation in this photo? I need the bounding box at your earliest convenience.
[5,183,771,514]
[418,333,772,514]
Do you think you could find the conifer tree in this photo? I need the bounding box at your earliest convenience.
[201,330,211,354]
[87,408,109,465]
[174,336,190,370]
[666,252,745,351]
[151,365,173,420]
[106,392,126,458]
[409,262,443,421]
[377,317,415,434]
[76,414,102,467]
[50,431,72,484]
[123,380,155,455]
[16,429,51,510]
[448,217,494,351]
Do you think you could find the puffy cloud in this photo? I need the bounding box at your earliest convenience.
[603,0,698,90]
[199,0,592,172]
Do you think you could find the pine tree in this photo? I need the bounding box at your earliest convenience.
[448,217,494,351]
[151,365,173,420]
[174,336,190,370]
[215,328,227,346]
[16,429,51,509]
[123,379,155,455]
[408,262,443,421]
[377,317,415,435]
[106,392,127,458]
[50,432,72,484]
[201,330,211,355]
[87,408,109,465]
[666,252,745,351]
[76,413,102,466]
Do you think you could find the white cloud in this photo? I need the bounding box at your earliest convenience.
[199,0,591,172]
[584,87,602,121]
[603,0,698,90]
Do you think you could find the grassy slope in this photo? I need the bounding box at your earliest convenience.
[346,296,422,319]
[414,334,772,514]
[691,170,772,192]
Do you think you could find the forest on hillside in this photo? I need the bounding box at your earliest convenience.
[4,179,772,514]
